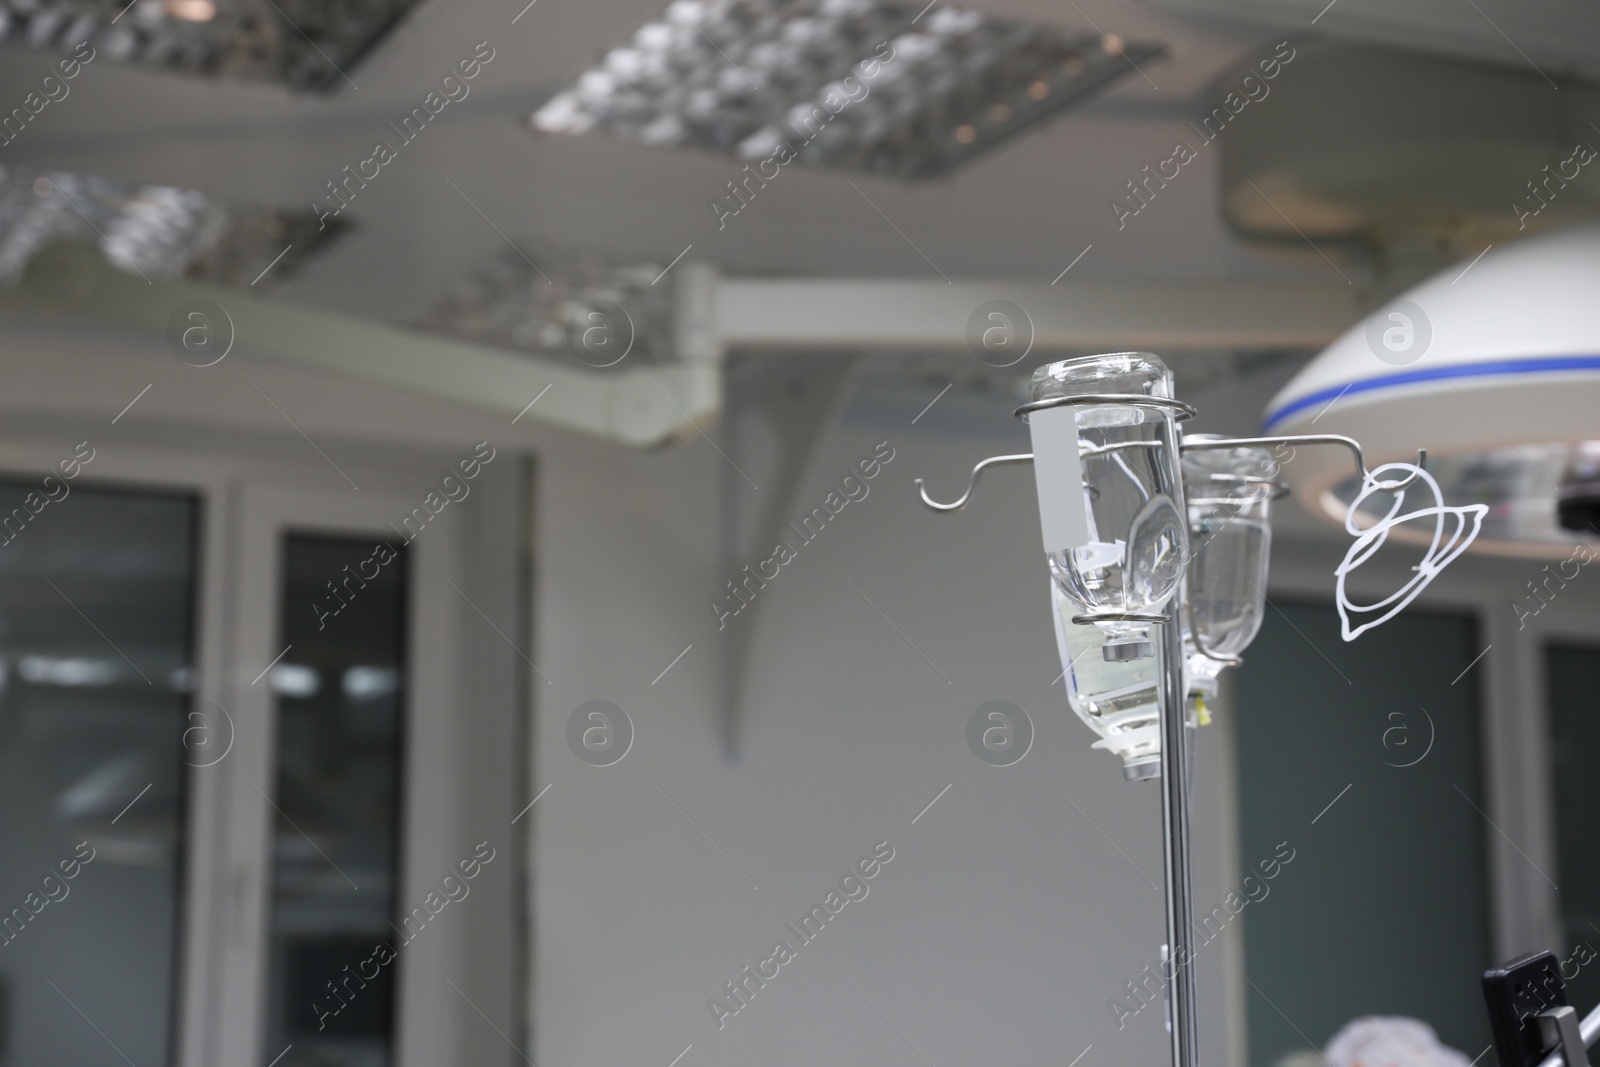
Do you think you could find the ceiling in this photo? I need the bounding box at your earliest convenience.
[1,0,1592,345]
[0,0,1320,329]
[1146,0,1600,81]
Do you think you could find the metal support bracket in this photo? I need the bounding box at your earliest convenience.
[1542,1007,1593,1067]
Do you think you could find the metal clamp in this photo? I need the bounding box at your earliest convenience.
[1071,610,1170,625]
[1014,392,1199,422]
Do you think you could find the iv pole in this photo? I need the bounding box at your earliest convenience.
[914,429,1426,1067]
[1154,410,1202,1067]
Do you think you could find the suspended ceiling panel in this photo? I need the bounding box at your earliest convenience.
[0,0,427,92]
[1141,0,1600,82]
[531,0,1167,180]
[0,0,1317,326]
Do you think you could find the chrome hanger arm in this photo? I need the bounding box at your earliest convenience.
[1182,434,1428,491]
[916,434,1427,513]
[914,453,1034,512]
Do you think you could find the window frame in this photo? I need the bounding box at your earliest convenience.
[0,437,528,1067]
[209,482,467,1067]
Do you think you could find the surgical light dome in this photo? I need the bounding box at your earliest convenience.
[1265,221,1600,558]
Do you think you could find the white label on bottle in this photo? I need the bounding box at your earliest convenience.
[1028,406,1090,554]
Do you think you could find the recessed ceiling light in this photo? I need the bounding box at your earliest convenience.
[531,0,1165,179]
[414,248,675,365]
[0,164,344,284]
[163,0,217,23]
[0,0,423,92]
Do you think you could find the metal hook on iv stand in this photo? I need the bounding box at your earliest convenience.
[911,423,1426,1067]
[913,433,1427,515]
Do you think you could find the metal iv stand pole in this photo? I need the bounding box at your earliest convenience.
[1157,603,1200,1067]
[1155,415,1201,1067]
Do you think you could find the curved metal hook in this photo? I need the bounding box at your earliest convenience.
[1182,434,1428,492]
[1189,626,1243,667]
[914,453,1033,512]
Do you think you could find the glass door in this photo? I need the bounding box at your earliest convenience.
[0,449,520,1067]
[259,534,410,1067]
[0,478,199,1065]
[198,482,473,1067]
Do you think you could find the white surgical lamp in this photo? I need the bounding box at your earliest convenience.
[1265,221,1600,557]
